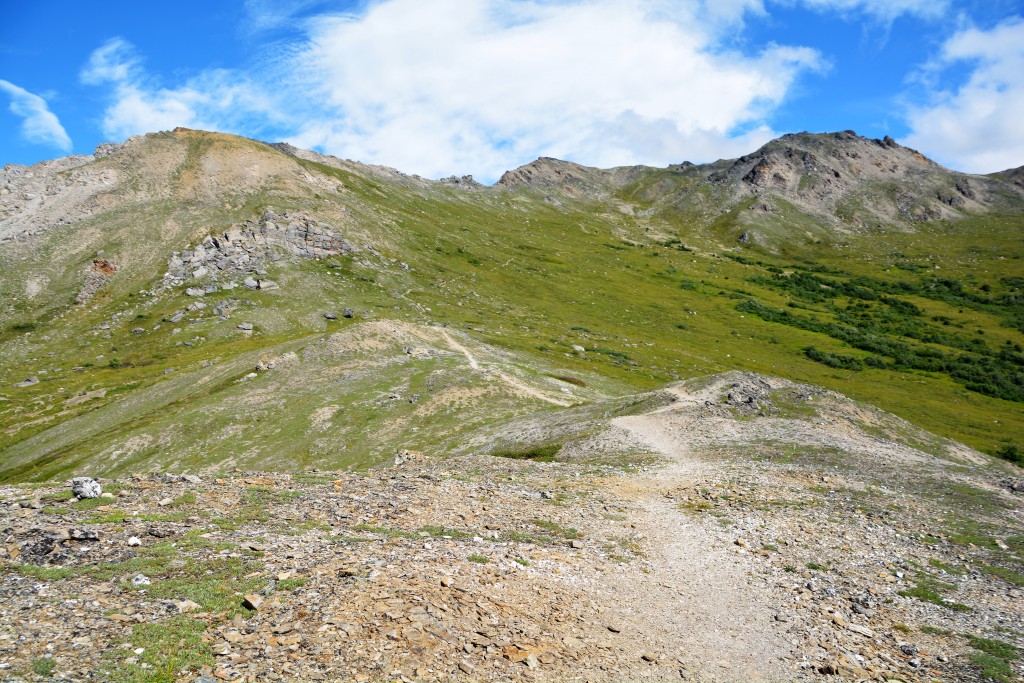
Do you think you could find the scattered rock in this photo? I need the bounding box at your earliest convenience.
[342,307,354,319]
[132,574,151,586]
[127,536,142,547]
[71,477,102,499]
[14,377,39,388]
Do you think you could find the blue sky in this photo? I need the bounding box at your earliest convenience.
[2,0,1023,182]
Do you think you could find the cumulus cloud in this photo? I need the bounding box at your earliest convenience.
[284,0,822,180]
[80,38,278,141]
[902,17,1024,173]
[80,1,835,181]
[0,79,72,152]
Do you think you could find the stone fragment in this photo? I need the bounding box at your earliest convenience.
[847,624,873,637]
[15,377,39,387]
[127,536,142,547]
[176,599,202,613]
[243,594,264,611]
[237,322,253,331]
[69,528,99,541]
[342,307,354,318]
[132,574,151,586]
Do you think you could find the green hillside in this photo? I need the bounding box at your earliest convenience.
[0,128,1021,480]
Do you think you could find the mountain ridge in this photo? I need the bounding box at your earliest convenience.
[0,125,1022,475]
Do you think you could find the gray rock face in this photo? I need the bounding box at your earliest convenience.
[14,377,39,388]
[71,477,102,499]
[162,210,358,291]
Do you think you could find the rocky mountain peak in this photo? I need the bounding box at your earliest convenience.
[496,157,613,197]
[702,130,993,227]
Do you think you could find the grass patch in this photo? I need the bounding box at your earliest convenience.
[467,553,490,564]
[899,575,971,612]
[31,656,56,677]
[920,625,953,636]
[927,558,965,575]
[350,523,417,539]
[982,564,1024,587]
[277,576,308,591]
[965,634,1020,683]
[418,525,471,540]
[530,518,581,539]
[97,616,213,683]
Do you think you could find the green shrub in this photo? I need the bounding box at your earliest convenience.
[995,443,1022,464]
[492,444,561,462]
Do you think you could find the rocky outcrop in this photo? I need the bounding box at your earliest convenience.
[162,209,357,288]
[76,258,117,305]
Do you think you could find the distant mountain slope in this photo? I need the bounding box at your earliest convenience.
[0,128,1021,480]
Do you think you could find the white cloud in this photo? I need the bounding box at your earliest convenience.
[0,79,72,152]
[80,38,279,142]
[79,1,829,181]
[902,17,1024,173]
[283,0,822,180]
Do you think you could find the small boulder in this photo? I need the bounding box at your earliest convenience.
[71,477,102,499]
[342,308,355,319]
[243,593,264,611]
[15,377,39,388]
[324,312,338,320]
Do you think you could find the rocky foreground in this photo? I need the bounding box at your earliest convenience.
[1,375,1022,683]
